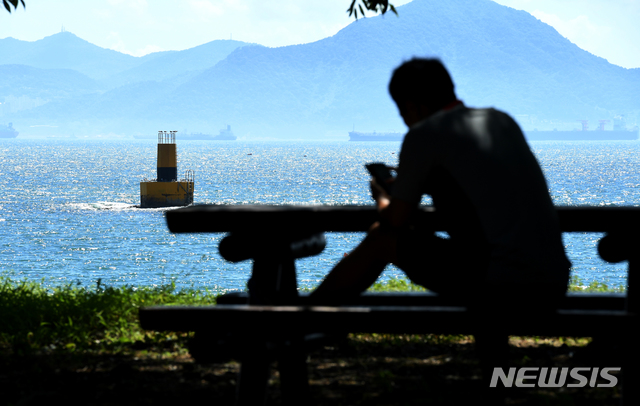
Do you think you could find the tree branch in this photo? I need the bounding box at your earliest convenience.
[347,0,397,20]
[3,0,25,13]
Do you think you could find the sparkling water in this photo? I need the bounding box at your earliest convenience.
[0,139,638,293]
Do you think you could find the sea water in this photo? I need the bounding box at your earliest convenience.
[0,139,638,293]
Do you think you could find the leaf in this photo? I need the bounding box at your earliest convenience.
[379,1,389,14]
[347,0,356,17]
[3,0,25,13]
[347,1,396,20]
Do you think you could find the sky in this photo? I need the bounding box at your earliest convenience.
[1,0,639,69]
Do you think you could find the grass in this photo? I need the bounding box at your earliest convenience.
[0,275,624,405]
[367,276,427,292]
[0,274,622,356]
[0,277,217,355]
[369,274,627,293]
[567,275,625,292]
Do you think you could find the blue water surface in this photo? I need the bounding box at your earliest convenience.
[0,139,638,292]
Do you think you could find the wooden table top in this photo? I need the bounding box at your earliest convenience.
[165,204,640,234]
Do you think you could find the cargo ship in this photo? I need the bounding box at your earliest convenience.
[135,125,236,140]
[348,130,403,141]
[0,122,18,138]
[524,118,639,141]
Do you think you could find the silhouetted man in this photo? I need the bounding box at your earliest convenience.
[312,58,571,307]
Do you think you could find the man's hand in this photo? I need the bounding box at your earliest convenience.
[370,178,390,205]
[369,165,396,206]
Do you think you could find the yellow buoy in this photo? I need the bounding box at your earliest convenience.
[140,131,194,208]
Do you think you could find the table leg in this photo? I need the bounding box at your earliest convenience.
[622,255,638,405]
[278,340,312,406]
[475,330,508,405]
[248,257,298,305]
[236,354,271,406]
[222,232,324,404]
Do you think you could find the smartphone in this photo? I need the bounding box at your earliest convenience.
[365,162,394,194]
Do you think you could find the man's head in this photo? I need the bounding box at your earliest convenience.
[388,58,457,126]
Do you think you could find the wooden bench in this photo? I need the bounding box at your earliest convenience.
[139,205,640,405]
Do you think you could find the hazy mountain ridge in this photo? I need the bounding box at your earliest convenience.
[1,33,253,88]
[100,40,253,89]
[0,32,141,80]
[2,0,639,138]
[153,0,640,138]
[0,34,252,131]
[0,64,98,98]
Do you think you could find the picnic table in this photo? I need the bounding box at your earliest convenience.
[139,204,640,405]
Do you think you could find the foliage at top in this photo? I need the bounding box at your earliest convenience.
[3,0,24,13]
[348,0,397,19]
[2,1,396,20]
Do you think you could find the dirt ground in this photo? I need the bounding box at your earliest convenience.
[0,335,622,406]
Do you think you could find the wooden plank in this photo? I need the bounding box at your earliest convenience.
[165,205,640,234]
[138,304,636,337]
[556,206,640,231]
[165,204,382,233]
[216,291,626,310]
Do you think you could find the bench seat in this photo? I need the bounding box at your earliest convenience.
[140,205,640,404]
[139,301,635,337]
[215,291,626,310]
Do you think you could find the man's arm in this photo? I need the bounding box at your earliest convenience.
[371,178,415,228]
[309,180,416,302]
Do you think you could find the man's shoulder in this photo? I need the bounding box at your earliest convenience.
[455,106,512,119]
[410,106,513,133]
[403,106,526,156]
[450,106,521,132]
[405,105,521,141]
[419,105,509,124]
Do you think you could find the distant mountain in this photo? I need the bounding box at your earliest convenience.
[0,64,98,99]
[143,0,640,138]
[0,32,142,80]
[0,33,252,86]
[5,0,640,138]
[0,34,252,127]
[103,40,253,88]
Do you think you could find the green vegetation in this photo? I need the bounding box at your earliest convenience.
[0,275,623,356]
[0,277,216,355]
[0,275,624,404]
[367,276,427,292]
[370,274,626,293]
[568,274,625,292]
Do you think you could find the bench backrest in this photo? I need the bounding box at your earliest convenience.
[165,205,640,310]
